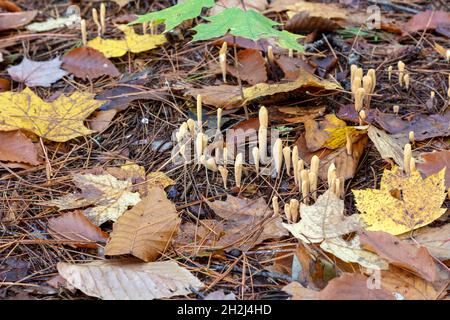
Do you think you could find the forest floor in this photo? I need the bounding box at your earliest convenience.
[0,0,449,300]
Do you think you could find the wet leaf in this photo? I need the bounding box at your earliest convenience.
[48,211,109,248]
[0,130,40,165]
[45,172,141,226]
[62,47,120,79]
[7,57,68,87]
[359,230,439,282]
[417,150,450,188]
[0,11,36,31]
[105,188,180,262]
[0,87,103,142]
[87,25,167,58]
[353,166,447,235]
[283,190,362,243]
[57,260,203,300]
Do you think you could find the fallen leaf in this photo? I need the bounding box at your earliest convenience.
[45,172,141,226]
[57,260,203,300]
[353,166,447,235]
[379,266,442,300]
[186,72,340,109]
[105,188,180,262]
[417,150,450,189]
[145,171,175,190]
[87,25,167,58]
[204,290,236,300]
[0,130,40,165]
[0,78,10,92]
[304,114,346,152]
[283,190,362,243]
[0,258,29,282]
[227,49,267,85]
[206,195,288,251]
[209,0,267,15]
[274,56,315,80]
[272,105,325,124]
[320,236,389,270]
[282,281,319,300]
[26,5,80,32]
[0,11,36,31]
[367,126,408,168]
[400,224,450,261]
[62,47,120,79]
[403,10,450,35]
[106,162,146,182]
[0,0,22,12]
[48,211,109,248]
[318,273,394,300]
[88,110,117,133]
[7,57,68,87]
[359,230,438,282]
[0,87,103,142]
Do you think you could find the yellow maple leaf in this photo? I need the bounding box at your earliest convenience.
[353,166,447,235]
[87,25,167,58]
[323,126,367,149]
[0,87,103,142]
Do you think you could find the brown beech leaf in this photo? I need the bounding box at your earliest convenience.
[227,49,267,85]
[359,230,439,282]
[57,259,203,300]
[417,150,450,188]
[62,47,120,79]
[319,273,394,300]
[0,11,36,31]
[88,110,118,133]
[48,211,109,248]
[0,130,41,165]
[401,224,450,261]
[403,10,450,35]
[105,188,180,262]
[274,56,315,80]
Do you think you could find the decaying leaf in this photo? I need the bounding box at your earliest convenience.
[320,236,389,270]
[48,211,109,248]
[367,126,408,168]
[417,150,450,189]
[0,11,36,31]
[359,230,439,282]
[62,47,120,79]
[7,57,68,87]
[105,188,180,262]
[87,25,167,58]
[57,260,203,300]
[283,190,362,243]
[353,166,447,235]
[186,72,340,109]
[318,273,395,300]
[204,195,288,251]
[0,130,40,165]
[0,87,104,142]
[45,172,141,226]
[26,5,80,32]
[400,224,450,261]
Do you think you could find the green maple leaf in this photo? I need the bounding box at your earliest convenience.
[130,0,215,32]
[192,8,304,51]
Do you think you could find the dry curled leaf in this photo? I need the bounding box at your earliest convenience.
[105,188,180,262]
[360,230,439,282]
[417,150,450,189]
[7,57,68,87]
[0,87,104,142]
[62,47,120,79]
[283,190,362,243]
[45,172,141,226]
[87,25,167,58]
[353,166,447,235]
[48,211,109,248]
[57,260,203,300]
[320,236,389,270]
[0,11,36,31]
[0,130,40,165]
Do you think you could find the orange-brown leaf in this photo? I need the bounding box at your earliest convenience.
[0,130,40,165]
[227,49,267,85]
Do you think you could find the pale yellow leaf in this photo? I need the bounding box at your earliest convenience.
[57,259,203,300]
[0,87,102,142]
[353,167,447,235]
